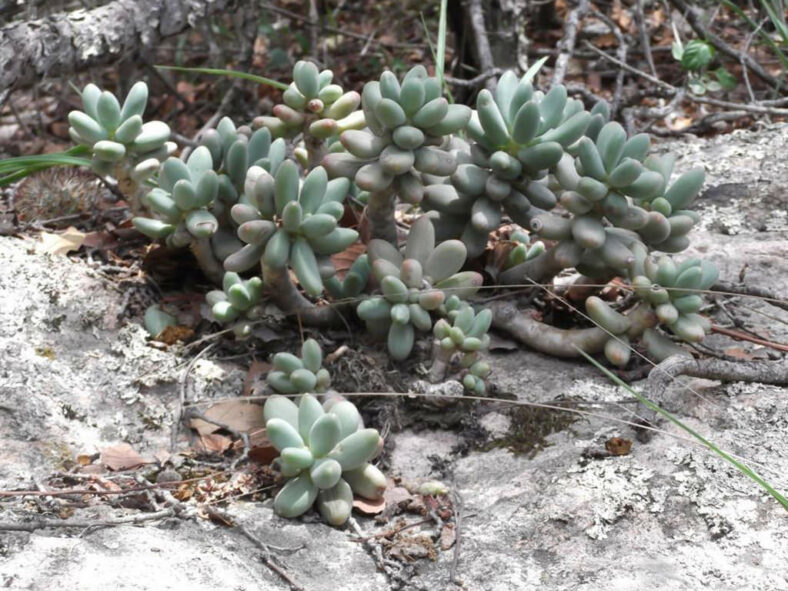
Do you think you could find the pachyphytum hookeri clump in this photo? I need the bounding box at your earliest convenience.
[206,272,264,338]
[267,338,331,394]
[199,117,287,200]
[322,65,471,243]
[357,216,483,360]
[224,160,356,295]
[433,303,493,394]
[264,394,385,526]
[131,146,219,244]
[69,82,174,181]
[254,61,366,168]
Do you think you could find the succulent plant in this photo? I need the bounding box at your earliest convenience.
[205,272,264,337]
[264,394,385,526]
[322,65,471,243]
[325,253,372,299]
[504,228,545,269]
[267,339,331,394]
[68,82,174,181]
[143,304,176,338]
[131,146,219,244]
[254,61,365,168]
[199,117,287,202]
[524,121,705,279]
[357,216,483,360]
[421,69,596,257]
[630,254,717,355]
[224,160,356,296]
[432,302,492,393]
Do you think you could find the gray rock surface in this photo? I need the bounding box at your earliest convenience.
[2,125,787,590]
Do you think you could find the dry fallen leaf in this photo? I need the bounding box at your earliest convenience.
[100,443,150,471]
[38,226,86,255]
[605,437,633,456]
[353,496,386,515]
[724,347,755,360]
[440,523,456,550]
[243,360,272,397]
[155,324,194,345]
[331,242,367,280]
[189,400,266,435]
[195,433,233,453]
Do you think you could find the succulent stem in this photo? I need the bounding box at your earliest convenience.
[491,301,656,357]
[365,187,398,245]
[304,127,328,170]
[262,262,344,327]
[188,237,225,285]
[498,249,565,286]
[113,162,144,214]
[429,339,452,383]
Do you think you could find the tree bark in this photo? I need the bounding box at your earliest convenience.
[0,0,239,93]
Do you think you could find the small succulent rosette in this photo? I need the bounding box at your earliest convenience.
[68,82,174,179]
[264,394,386,526]
[266,339,331,394]
[357,216,483,360]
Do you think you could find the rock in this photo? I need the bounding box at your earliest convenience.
[2,125,788,590]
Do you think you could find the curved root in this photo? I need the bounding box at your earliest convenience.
[490,301,656,358]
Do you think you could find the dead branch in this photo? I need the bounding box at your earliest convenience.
[647,355,788,404]
[0,0,240,93]
[0,507,179,532]
[712,281,788,312]
[552,0,590,87]
[464,0,497,90]
[668,0,783,91]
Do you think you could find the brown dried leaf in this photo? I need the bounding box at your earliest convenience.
[38,226,86,255]
[196,433,233,453]
[331,242,366,280]
[605,436,632,456]
[724,347,755,360]
[353,496,386,515]
[155,325,194,345]
[243,360,272,397]
[440,523,456,550]
[189,401,266,435]
[100,443,150,471]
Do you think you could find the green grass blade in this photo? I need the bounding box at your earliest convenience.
[760,0,788,44]
[0,147,92,186]
[574,345,788,511]
[436,0,448,86]
[721,0,788,72]
[155,65,289,90]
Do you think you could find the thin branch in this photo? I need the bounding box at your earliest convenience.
[464,0,497,90]
[552,0,590,87]
[669,0,783,90]
[712,280,788,312]
[0,507,178,532]
[635,0,658,78]
[647,355,788,404]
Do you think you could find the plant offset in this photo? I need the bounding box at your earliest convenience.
[59,60,718,524]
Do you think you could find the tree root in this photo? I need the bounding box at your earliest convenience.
[262,263,345,328]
